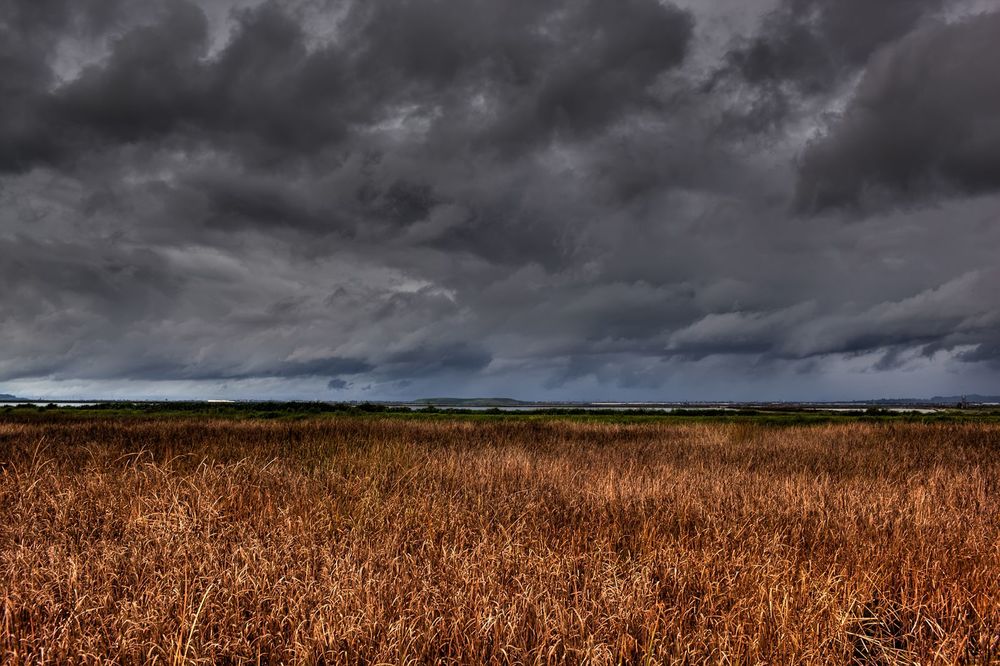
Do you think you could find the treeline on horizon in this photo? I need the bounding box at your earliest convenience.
[3,400,1000,423]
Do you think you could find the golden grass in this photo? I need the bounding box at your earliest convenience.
[1,417,998,664]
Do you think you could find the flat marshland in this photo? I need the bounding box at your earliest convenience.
[1,416,998,663]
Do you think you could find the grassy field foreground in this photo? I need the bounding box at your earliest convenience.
[1,417,998,663]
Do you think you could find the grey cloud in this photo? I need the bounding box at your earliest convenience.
[55,2,210,145]
[363,180,443,229]
[957,342,1000,366]
[720,0,943,92]
[666,270,1000,366]
[796,12,1000,211]
[706,0,944,137]
[347,0,693,148]
[1,0,999,400]
[2,354,373,383]
[1,2,345,174]
[4,0,694,175]
[0,0,124,170]
[666,303,819,359]
[381,343,492,379]
[231,356,373,380]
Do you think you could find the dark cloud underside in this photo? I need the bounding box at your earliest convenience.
[0,0,998,400]
[796,13,1000,210]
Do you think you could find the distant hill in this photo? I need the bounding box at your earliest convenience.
[929,394,1000,404]
[0,394,20,401]
[866,395,1000,405]
[413,397,529,407]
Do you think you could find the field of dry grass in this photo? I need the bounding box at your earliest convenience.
[1,416,998,664]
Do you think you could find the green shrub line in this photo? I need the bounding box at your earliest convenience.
[2,400,999,425]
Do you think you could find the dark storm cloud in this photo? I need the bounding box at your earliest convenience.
[0,0,127,170]
[5,0,693,174]
[958,342,1000,366]
[55,3,210,144]
[1,0,999,400]
[707,0,945,136]
[375,342,493,381]
[721,0,943,93]
[1,354,372,383]
[6,1,351,171]
[796,12,1000,211]
[345,0,693,147]
[666,269,1000,366]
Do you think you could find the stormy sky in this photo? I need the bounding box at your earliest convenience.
[1,0,999,401]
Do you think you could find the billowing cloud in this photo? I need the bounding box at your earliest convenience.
[0,0,998,401]
[721,0,944,93]
[796,12,1000,210]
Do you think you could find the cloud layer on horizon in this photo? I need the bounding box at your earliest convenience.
[1,0,998,401]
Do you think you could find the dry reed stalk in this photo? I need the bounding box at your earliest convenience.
[0,417,997,663]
